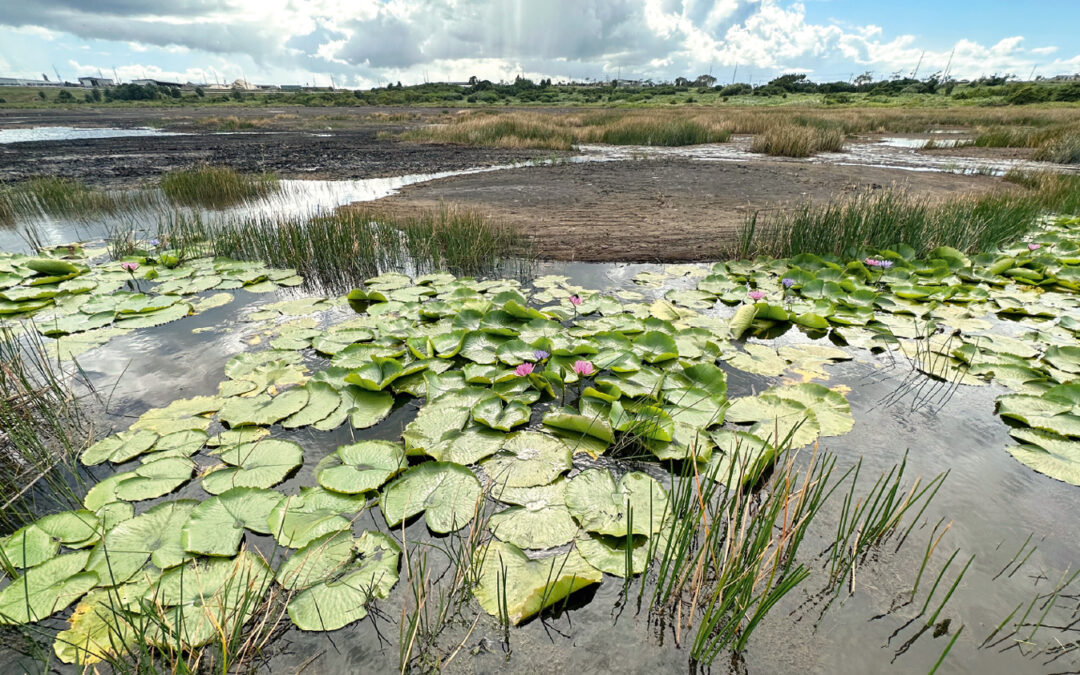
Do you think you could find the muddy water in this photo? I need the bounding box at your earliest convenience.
[4,253,1072,674]
[0,126,182,144]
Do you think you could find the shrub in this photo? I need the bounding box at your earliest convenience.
[750,124,844,157]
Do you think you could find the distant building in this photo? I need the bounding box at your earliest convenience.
[131,78,183,88]
[78,76,114,88]
[0,77,64,87]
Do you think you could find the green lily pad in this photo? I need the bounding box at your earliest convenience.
[202,439,303,494]
[113,457,195,502]
[0,551,97,625]
[474,541,602,625]
[218,389,309,427]
[0,525,58,569]
[575,532,650,577]
[381,462,481,533]
[130,396,222,435]
[472,396,531,432]
[269,487,366,549]
[287,531,400,631]
[81,429,158,466]
[180,488,284,556]
[280,381,341,429]
[1007,429,1080,485]
[565,469,667,538]
[489,481,578,550]
[481,432,573,488]
[86,501,198,586]
[316,441,406,494]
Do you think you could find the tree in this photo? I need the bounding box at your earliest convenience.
[854,71,873,87]
[194,86,205,97]
[693,74,717,88]
[56,90,74,102]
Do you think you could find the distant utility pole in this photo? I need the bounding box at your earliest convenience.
[942,46,955,81]
[731,64,738,84]
[911,51,924,79]
[1028,65,1037,81]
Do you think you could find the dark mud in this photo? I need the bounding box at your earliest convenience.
[0,107,564,187]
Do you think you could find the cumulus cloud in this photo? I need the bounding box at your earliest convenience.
[1,0,1076,86]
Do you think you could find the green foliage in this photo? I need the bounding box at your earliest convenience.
[160,166,278,207]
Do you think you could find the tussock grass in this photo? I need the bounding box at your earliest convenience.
[1032,130,1080,164]
[749,123,844,157]
[161,166,278,208]
[0,177,128,224]
[0,328,90,531]
[736,173,1080,258]
[160,205,528,291]
[584,115,732,145]
[398,112,575,150]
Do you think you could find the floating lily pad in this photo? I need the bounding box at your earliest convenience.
[316,441,406,494]
[86,501,198,586]
[474,541,602,625]
[565,469,667,538]
[0,551,97,625]
[481,432,573,488]
[489,481,578,550]
[202,439,304,494]
[381,462,481,533]
[287,531,400,631]
[180,488,284,556]
[113,457,196,502]
[269,487,366,549]
[218,389,309,427]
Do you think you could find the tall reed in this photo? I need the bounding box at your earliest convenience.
[161,166,279,208]
[0,326,90,531]
[735,175,1080,259]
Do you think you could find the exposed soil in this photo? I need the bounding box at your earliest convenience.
[364,158,1013,261]
[0,107,561,187]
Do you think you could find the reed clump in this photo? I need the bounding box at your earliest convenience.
[160,205,528,291]
[749,123,845,157]
[0,328,89,530]
[398,112,575,150]
[161,166,279,208]
[736,173,1080,258]
[0,177,125,224]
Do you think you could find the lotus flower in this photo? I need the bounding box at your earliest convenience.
[149,238,161,247]
[569,294,583,306]
[120,262,139,272]
[879,260,894,269]
[572,360,595,376]
[533,349,550,361]
[864,258,881,267]
[514,362,535,377]
[748,290,766,301]
[1028,243,1042,251]
[781,278,795,288]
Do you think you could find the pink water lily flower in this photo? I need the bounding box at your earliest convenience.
[514,362,535,377]
[569,294,583,306]
[572,360,595,376]
[120,262,140,272]
[864,258,882,267]
[1028,243,1042,251]
[748,290,766,301]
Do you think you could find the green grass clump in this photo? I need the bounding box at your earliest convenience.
[749,123,844,157]
[0,177,122,223]
[588,117,732,146]
[163,206,528,291]
[161,166,278,208]
[399,113,574,150]
[1032,131,1080,164]
[736,173,1080,258]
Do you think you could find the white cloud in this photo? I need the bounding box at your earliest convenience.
[3,1,1078,86]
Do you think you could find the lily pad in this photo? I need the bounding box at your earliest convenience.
[0,551,97,625]
[316,441,406,494]
[180,488,284,556]
[202,439,303,494]
[474,541,602,625]
[287,531,400,631]
[489,481,578,550]
[86,501,198,586]
[269,487,366,549]
[381,462,481,533]
[565,469,668,538]
[481,432,573,488]
[218,389,310,427]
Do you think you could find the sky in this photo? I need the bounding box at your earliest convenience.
[0,0,1078,88]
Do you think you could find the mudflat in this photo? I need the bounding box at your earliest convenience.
[363,157,1011,261]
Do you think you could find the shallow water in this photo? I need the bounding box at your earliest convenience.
[0,126,182,144]
[2,251,1075,673]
